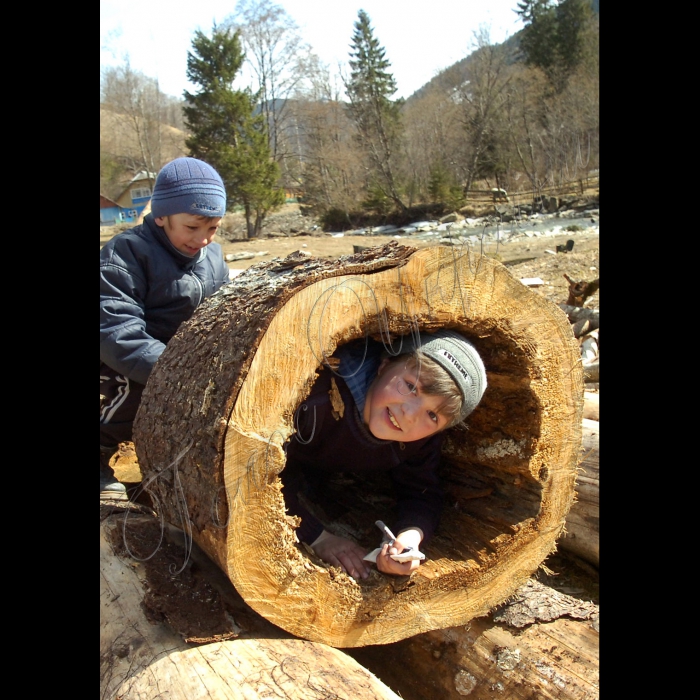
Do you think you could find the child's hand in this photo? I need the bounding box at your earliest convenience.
[376,528,423,576]
[311,530,372,580]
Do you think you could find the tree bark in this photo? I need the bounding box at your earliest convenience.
[134,242,584,647]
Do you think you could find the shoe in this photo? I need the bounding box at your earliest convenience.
[100,447,128,501]
[101,476,128,500]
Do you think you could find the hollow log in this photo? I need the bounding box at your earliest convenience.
[133,242,584,647]
[556,419,599,567]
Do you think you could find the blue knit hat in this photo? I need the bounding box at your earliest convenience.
[150,157,226,218]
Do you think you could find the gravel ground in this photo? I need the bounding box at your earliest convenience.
[100,203,599,311]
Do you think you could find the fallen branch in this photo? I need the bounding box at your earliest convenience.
[563,274,599,307]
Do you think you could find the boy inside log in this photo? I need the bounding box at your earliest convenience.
[282,329,487,580]
[100,157,229,500]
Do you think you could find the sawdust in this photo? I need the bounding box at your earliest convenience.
[101,508,288,643]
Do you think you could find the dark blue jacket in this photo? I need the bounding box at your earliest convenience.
[100,214,229,385]
[282,364,445,546]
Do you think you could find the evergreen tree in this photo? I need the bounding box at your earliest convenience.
[516,0,594,92]
[183,25,284,238]
[427,163,464,212]
[345,10,406,211]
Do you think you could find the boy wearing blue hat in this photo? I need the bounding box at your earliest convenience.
[282,329,487,579]
[100,157,230,500]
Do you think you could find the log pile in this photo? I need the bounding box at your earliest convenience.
[555,277,599,567]
[100,505,598,699]
[131,242,585,648]
[559,274,600,385]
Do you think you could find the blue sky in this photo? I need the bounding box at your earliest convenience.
[100,1,524,101]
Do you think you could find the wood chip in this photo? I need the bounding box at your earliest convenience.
[329,377,345,420]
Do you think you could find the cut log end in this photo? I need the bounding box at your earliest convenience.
[134,244,584,647]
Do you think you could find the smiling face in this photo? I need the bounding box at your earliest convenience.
[363,357,451,442]
[154,213,222,256]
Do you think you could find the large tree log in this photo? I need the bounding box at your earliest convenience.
[556,419,599,567]
[118,640,404,699]
[348,578,598,700]
[100,513,403,700]
[134,242,584,647]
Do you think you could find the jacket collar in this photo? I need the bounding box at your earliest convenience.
[144,214,205,269]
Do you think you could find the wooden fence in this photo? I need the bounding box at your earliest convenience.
[466,175,599,203]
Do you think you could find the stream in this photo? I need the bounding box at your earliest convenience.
[339,206,600,246]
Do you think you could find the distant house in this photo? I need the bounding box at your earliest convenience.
[100,195,121,226]
[100,170,157,226]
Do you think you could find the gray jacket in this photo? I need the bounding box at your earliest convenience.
[100,214,229,385]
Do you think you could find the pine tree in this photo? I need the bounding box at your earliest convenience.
[515,0,594,92]
[183,25,284,238]
[427,163,464,212]
[345,10,406,212]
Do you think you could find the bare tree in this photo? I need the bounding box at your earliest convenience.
[289,58,365,223]
[100,60,167,176]
[534,15,599,185]
[503,66,549,195]
[401,87,463,205]
[457,29,512,198]
[224,0,310,180]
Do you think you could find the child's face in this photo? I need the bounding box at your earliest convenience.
[363,358,450,442]
[155,213,222,256]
